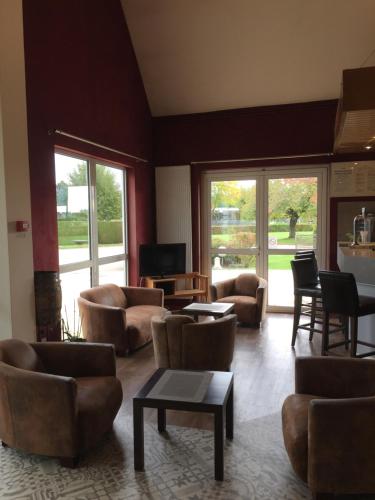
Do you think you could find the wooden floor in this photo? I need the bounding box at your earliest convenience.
[115,312,343,430]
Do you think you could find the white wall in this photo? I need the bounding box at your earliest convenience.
[155,165,193,272]
[0,0,36,341]
[0,99,12,339]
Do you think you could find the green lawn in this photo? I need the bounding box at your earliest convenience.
[268,255,294,270]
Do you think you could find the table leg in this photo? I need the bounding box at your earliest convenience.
[226,384,233,440]
[133,401,144,471]
[158,408,166,432]
[214,408,224,481]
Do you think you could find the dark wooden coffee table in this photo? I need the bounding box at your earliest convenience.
[182,302,235,321]
[133,368,234,481]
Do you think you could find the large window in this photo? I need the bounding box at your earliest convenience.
[55,152,127,323]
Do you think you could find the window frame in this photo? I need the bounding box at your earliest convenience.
[55,149,128,287]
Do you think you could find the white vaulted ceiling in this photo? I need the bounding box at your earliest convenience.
[121,0,375,117]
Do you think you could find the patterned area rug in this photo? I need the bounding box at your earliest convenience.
[0,413,309,500]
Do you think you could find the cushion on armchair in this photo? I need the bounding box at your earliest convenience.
[233,274,259,296]
[81,284,127,309]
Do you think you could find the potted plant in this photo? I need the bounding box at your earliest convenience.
[61,303,86,342]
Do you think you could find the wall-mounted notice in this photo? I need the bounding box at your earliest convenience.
[330,161,375,197]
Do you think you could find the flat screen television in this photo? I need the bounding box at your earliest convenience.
[139,243,186,277]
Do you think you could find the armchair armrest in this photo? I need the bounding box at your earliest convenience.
[31,342,116,378]
[256,277,267,321]
[122,286,164,307]
[0,362,77,457]
[308,397,375,494]
[295,356,375,398]
[77,297,128,353]
[210,278,235,301]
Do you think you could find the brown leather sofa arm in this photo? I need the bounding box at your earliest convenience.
[122,286,164,307]
[31,342,116,378]
[308,397,375,494]
[0,362,77,457]
[210,278,235,301]
[295,357,375,398]
[256,277,267,321]
[78,297,127,351]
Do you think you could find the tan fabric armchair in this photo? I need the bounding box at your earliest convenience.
[282,356,375,499]
[78,284,168,355]
[0,339,122,467]
[151,314,237,371]
[210,273,267,326]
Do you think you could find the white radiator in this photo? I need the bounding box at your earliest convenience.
[155,165,192,272]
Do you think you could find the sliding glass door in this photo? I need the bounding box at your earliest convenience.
[55,152,127,322]
[204,167,327,311]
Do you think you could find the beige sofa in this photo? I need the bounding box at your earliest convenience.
[78,284,167,355]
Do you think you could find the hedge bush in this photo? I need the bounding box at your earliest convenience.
[58,220,122,244]
[97,220,122,244]
[212,224,256,235]
[58,220,88,237]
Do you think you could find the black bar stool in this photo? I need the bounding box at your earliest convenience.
[291,258,322,350]
[319,271,375,357]
[291,258,347,355]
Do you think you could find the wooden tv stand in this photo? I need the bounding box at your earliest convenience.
[144,272,208,302]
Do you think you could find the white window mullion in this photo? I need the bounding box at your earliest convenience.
[122,169,129,285]
[89,159,99,286]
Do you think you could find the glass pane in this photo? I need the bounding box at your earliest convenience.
[55,153,90,265]
[211,253,256,284]
[99,260,126,286]
[60,268,91,336]
[211,180,256,250]
[268,255,294,307]
[96,164,125,258]
[268,177,317,250]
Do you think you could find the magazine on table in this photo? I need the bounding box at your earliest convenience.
[147,370,213,402]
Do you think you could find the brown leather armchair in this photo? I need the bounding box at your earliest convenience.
[0,339,122,467]
[151,314,237,371]
[210,273,267,326]
[78,284,168,355]
[282,356,375,499]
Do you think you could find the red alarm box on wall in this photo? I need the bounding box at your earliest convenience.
[16,220,30,232]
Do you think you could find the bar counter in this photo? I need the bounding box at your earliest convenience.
[337,243,375,355]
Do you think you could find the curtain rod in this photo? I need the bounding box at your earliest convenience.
[191,152,334,165]
[50,129,148,164]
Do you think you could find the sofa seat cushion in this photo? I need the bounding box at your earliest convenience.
[82,284,127,309]
[234,274,259,296]
[216,295,257,323]
[126,305,167,351]
[76,376,122,451]
[282,393,324,482]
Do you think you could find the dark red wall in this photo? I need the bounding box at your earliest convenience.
[153,100,338,166]
[23,0,154,283]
